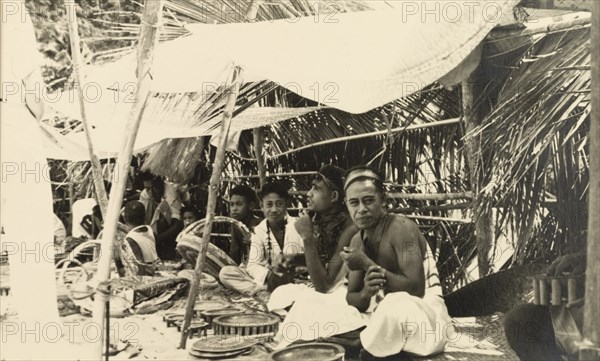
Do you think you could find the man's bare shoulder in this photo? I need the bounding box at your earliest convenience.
[349,231,362,248]
[341,216,359,236]
[386,215,423,246]
[388,214,419,232]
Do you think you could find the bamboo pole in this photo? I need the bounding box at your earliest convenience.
[90,1,163,359]
[289,190,473,201]
[268,118,460,159]
[580,0,599,358]
[462,74,494,277]
[179,66,244,349]
[223,171,318,180]
[64,0,108,216]
[386,192,474,201]
[391,202,471,213]
[486,11,591,41]
[404,215,472,224]
[68,182,74,227]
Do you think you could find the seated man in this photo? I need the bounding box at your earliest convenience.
[72,198,99,238]
[272,167,453,353]
[504,252,586,361]
[117,201,160,277]
[140,176,183,260]
[228,185,263,264]
[340,167,453,359]
[219,181,304,295]
[268,165,357,311]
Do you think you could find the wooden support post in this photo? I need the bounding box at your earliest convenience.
[68,181,74,227]
[179,66,244,349]
[244,0,263,22]
[580,0,600,358]
[254,128,267,188]
[90,1,163,359]
[64,0,108,217]
[245,0,267,189]
[462,75,494,277]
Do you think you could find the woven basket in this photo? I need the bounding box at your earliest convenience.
[176,216,250,279]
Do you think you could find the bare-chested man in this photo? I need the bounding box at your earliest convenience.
[294,164,357,292]
[340,166,453,359]
[268,165,357,313]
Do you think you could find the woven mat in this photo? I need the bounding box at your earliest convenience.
[182,283,519,361]
[322,313,518,361]
[415,314,518,361]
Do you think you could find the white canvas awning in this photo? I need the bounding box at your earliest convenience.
[86,1,515,113]
[43,0,518,160]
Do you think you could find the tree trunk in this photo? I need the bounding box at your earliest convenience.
[462,74,494,277]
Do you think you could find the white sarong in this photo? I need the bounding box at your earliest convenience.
[360,292,455,357]
[273,283,367,349]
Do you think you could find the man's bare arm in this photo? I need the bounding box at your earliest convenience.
[305,220,358,293]
[345,234,373,311]
[157,218,183,244]
[381,221,425,297]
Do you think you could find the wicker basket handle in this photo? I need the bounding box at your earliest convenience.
[184,216,252,243]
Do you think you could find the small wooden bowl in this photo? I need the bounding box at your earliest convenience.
[175,319,209,338]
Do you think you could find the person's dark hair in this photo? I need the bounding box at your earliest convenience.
[316,164,346,206]
[92,204,102,219]
[149,176,165,198]
[230,185,259,205]
[180,204,201,219]
[259,181,290,201]
[344,165,385,195]
[123,201,146,226]
[318,164,345,193]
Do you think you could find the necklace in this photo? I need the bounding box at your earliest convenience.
[313,211,348,264]
[265,220,286,266]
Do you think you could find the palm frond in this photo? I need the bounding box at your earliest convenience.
[467,26,590,265]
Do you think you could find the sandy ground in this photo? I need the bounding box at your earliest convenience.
[1,262,518,361]
[1,295,274,360]
[1,263,276,361]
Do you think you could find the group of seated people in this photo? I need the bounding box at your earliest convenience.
[77,164,583,360]
[60,160,587,360]
[211,165,454,360]
[104,164,453,358]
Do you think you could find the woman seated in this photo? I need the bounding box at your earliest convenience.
[116,201,160,277]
